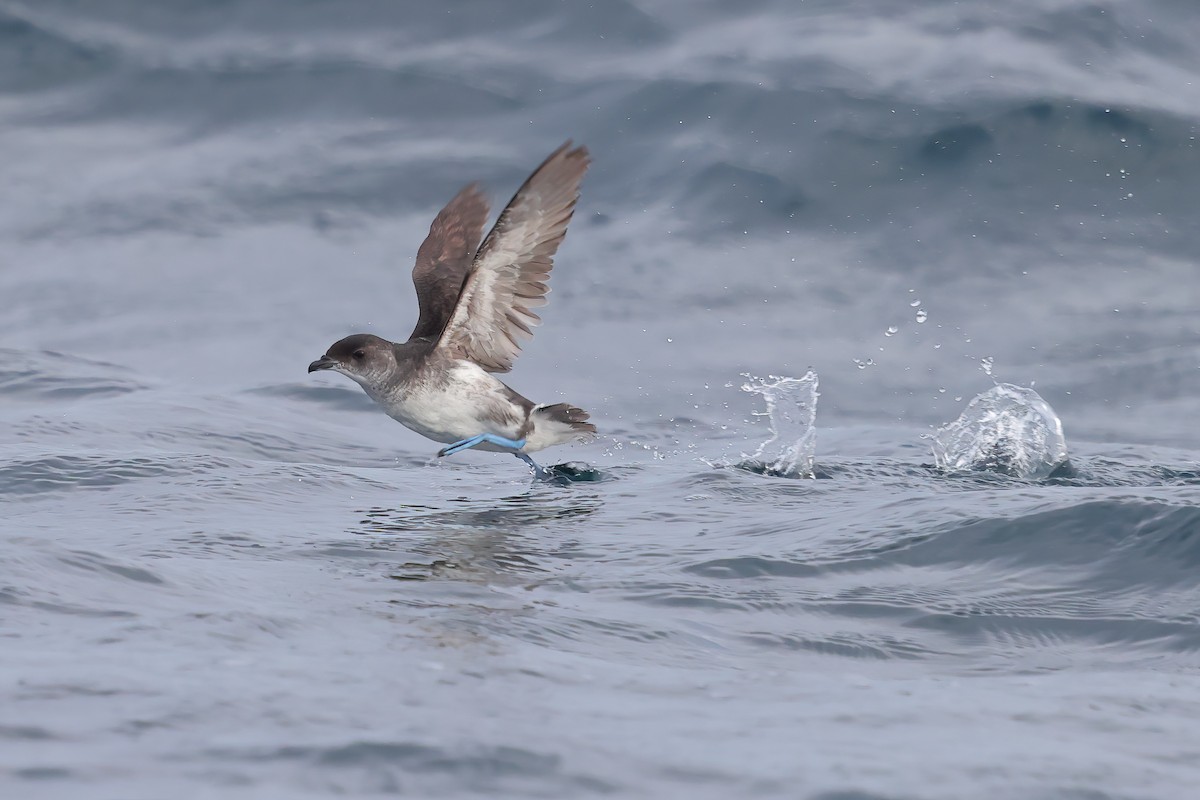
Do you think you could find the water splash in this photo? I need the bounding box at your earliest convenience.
[931,383,1069,479]
[543,462,610,484]
[737,371,819,478]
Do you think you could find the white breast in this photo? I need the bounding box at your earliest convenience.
[372,361,525,444]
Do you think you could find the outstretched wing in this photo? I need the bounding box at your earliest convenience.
[435,141,590,373]
[408,183,490,341]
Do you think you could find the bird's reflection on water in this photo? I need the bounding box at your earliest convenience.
[352,485,605,583]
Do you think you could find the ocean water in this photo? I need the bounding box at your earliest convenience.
[3,1,1200,798]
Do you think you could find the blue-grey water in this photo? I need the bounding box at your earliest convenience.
[3,1,1200,798]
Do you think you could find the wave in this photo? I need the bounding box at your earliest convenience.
[200,739,614,795]
[0,7,115,94]
[0,348,146,401]
[0,453,215,495]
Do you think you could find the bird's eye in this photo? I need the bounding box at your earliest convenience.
[352,350,365,360]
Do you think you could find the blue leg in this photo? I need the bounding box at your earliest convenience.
[437,434,550,480]
[437,434,527,458]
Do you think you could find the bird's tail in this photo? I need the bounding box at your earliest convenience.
[524,403,596,452]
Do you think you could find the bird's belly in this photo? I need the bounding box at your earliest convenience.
[384,403,462,444]
[375,374,524,445]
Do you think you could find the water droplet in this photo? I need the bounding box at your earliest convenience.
[915,308,928,323]
[884,326,899,337]
[980,356,994,376]
[909,299,921,307]
[938,387,947,393]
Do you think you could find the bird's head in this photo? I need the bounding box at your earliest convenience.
[308,333,397,390]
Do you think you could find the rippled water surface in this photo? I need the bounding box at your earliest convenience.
[3,1,1200,798]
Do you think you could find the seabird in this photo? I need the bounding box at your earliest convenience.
[308,141,596,478]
